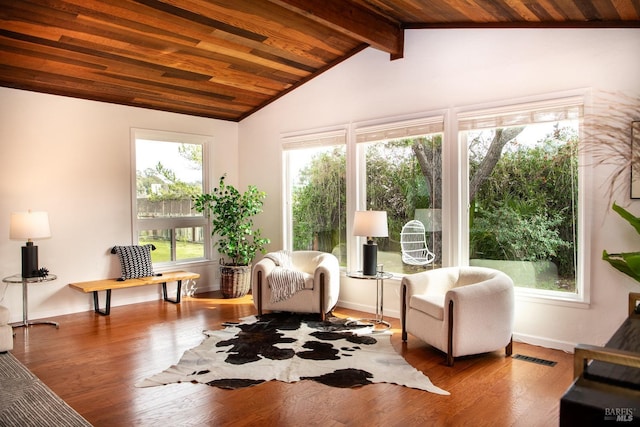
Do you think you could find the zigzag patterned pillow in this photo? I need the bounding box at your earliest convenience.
[111,245,155,280]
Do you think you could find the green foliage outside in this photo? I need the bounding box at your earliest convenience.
[139,238,204,263]
[291,124,578,291]
[292,137,440,271]
[469,126,578,289]
[291,139,438,250]
[293,148,346,253]
[364,137,438,252]
[470,201,569,262]
[137,161,202,202]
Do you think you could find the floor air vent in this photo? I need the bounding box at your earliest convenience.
[512,354,557,367]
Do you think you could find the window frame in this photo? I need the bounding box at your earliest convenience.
[352,115,446,275]
[281,127,348,254]
[455,92,591,305]
[130,128,211,268]
[280,92,591,306]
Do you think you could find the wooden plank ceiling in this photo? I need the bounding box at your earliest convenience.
[1,0,638,121]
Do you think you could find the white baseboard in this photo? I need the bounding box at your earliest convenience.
[513,332,576,354]
[336,300,400,321]
[195,284,218,293]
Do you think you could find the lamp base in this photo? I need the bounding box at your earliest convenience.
[362,242,378,276]
[21,242,38,278]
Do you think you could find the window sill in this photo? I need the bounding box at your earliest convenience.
[515,287,590,309]
[152,258,216,272]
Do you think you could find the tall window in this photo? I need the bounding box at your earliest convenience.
[281,95,588,303]
[132,129,209,265]
[355,117,444,274]
[459,97,583,296]
[283,130,346,265]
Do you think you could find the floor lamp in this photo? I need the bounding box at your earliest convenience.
[353,210,388,276]
[10,210,51,278]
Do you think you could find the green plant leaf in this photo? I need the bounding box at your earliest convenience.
[602,203,640,284]
[612,202,640,235]
[602,250,640,282]
[192,174,269,265]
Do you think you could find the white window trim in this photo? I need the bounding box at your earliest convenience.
[130,128,212,268]
[350,112,446,274]
[278,91,592,307]
[281,126,348,252]
[454,89,592,306]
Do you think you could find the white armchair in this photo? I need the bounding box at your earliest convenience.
[0,305,13,353]
[401,266,514,366]
[252,251,340,321]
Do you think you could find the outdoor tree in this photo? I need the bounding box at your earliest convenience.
[292,148,346,254]
[137,144,203,202]
[179,144,202,166]
[470,125,578,281]
[467,127,524,201]
[290,123,577,289]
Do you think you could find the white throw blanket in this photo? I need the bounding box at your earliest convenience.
[265,250,307,303]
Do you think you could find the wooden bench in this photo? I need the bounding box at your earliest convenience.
[69,271,200,316]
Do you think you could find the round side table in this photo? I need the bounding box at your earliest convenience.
[2,274,59,328]
[346,271,393,330]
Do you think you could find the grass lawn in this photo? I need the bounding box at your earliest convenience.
[140,239,204,263]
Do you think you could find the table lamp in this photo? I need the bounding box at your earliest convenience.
[353,210,388,276]
[10,210,51,278]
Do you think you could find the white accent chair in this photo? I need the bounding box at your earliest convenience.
[401,266,514,366]
[0,305,13,353]
[252,251,340,321]
[400,220,435,266]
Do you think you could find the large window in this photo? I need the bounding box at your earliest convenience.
[459,97,584,298]
[283,130,347,264]
[282,94,589,303]
[355,117,444,274]
[132,129,209,265]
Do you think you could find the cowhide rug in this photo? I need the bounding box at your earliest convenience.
[136,313,449,395]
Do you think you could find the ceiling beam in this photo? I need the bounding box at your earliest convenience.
[269,0,404,60]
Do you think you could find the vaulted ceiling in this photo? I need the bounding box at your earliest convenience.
[1,0,638,121]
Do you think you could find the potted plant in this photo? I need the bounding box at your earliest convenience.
[193,175,270,298]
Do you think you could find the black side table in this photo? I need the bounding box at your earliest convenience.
[2,274,59,328]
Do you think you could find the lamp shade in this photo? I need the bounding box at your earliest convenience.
[353,211,388,238]
[10,211,51,241]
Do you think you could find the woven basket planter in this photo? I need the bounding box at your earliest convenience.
[219,264,252,298]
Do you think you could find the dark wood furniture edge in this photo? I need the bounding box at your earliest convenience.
[629,292,640,317]
[447,300,454,366]
[561,292,640,425]
[257,270,263,316]
[574,343,640,378]
[319,272,326,322]
[401,283,407,341]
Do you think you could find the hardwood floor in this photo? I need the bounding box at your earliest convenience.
[10,292,574,426]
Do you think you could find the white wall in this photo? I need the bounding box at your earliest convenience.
[0,89,239,321]
[2,29,639,351]
[239,29,640,351]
